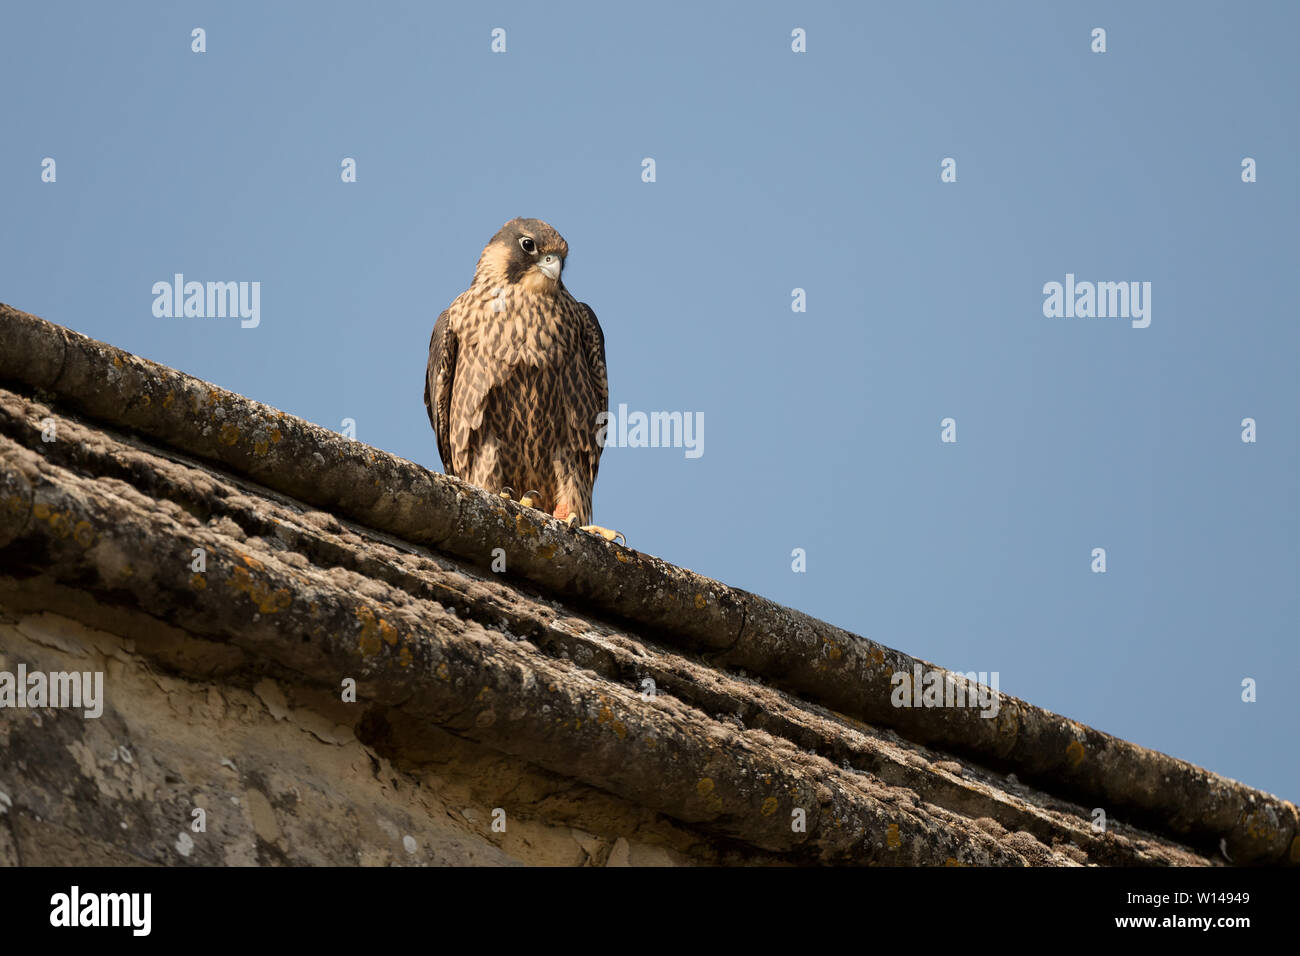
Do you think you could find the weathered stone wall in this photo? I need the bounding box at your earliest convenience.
[0,591,742,866]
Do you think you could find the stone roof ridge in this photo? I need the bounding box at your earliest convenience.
[0,302,1294,865]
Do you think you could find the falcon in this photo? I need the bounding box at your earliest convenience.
[424,218,619,541]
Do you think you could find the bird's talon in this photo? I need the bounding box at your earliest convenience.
[499,487,515,501]
[520,490,541,509]
[581,525,625,545]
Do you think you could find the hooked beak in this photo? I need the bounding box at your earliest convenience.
[537,254,562,281]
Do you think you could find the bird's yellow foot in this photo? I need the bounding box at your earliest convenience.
[499,486,515,501]
[519,489,542,509]
[583,525,626,545]
[565,513,625,546]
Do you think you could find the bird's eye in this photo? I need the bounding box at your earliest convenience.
[519,237,536,254]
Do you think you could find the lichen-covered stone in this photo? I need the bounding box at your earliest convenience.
[1,302,1293,866]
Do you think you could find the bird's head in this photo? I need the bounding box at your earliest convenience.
[477,217,569,295]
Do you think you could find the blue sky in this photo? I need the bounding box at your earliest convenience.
[3,1,1297,804]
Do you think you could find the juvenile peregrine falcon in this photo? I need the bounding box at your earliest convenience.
[424,218,617,538]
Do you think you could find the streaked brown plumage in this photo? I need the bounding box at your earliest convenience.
[424,218,608,525]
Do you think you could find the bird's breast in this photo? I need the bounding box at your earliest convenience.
[462,294,580,367]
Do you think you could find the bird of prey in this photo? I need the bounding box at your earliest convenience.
[424,218,619,541]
